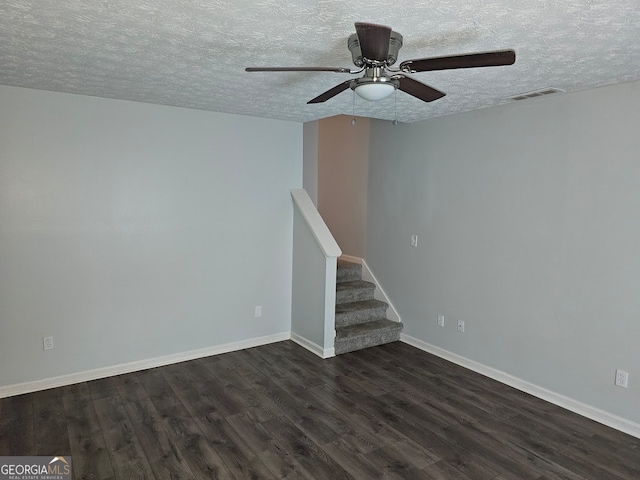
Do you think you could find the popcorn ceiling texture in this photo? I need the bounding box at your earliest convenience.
[1,0,639,123]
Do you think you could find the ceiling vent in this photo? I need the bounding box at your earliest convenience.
[508,87,565,101]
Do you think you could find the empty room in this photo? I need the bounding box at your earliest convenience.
[1,1,639,478]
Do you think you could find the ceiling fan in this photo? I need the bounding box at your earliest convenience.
[246,22,515,104]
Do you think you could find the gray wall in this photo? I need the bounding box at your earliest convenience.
[318,115,370,258]
[0,85,302,387]
[366,80,640,423]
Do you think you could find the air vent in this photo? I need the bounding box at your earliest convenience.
[508,87,565,101]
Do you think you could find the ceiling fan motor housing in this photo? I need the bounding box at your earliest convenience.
[348,31,404,66]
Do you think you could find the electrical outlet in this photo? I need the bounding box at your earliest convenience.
[410,234,418,247]
[43,336,54,351]
[457,320,465,333]
[254,306,262,318]
[437,314,445,327]
[615,369,629,388]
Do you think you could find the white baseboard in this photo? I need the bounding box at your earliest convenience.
[340,255,402,324]
[0,331,290,398]
[401,333,640,439]
[291,332,335,359]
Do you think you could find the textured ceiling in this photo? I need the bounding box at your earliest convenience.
[1,1,639,124]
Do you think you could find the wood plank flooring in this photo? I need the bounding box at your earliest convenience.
[1,341,639,479]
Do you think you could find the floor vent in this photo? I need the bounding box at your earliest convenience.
[508,87,565,101]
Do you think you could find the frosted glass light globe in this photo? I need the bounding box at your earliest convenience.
[354,83,395,101]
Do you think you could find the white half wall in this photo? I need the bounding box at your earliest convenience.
[291,189,340,358]
[366,80,640,425]
[0,85,302,389]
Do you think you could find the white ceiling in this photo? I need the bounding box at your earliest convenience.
[1,1,639,124]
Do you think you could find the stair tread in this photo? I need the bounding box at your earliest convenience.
[335,319,402,339]
[334,258,402,354]
[335,298,388,314]
[337,260,362,283]
[336,280,375,292]
[335,279,376,305]
[337,259,359,268]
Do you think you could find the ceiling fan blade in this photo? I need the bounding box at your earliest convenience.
[355,22,392,63]
[307,80,353,104]
[396,75,446,102]
[400,49,516,73]
[245,66,352,73]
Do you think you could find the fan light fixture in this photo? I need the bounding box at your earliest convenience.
[353,83,396,101]
[246,22,516,106]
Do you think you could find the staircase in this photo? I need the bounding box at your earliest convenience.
[334,259,403,354]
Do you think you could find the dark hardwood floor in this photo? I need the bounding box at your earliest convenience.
[1,340,639,479]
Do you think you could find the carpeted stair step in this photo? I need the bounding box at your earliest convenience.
[336,280,376,305]
[335,299,388,327]
[334,257,403,354]
[337,259,362,283]
[335,319,403,355]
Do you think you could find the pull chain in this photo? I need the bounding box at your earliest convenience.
[351,90,356,126]
[392,89,398,126]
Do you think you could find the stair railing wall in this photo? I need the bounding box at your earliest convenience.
[290,188,342,358]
